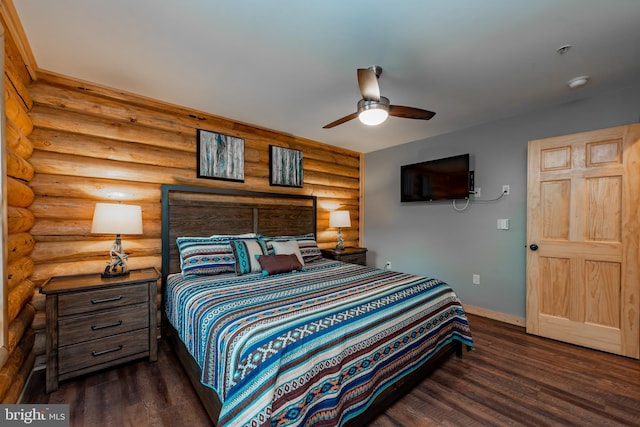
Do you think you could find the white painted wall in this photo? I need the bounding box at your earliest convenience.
[364,83,640,319]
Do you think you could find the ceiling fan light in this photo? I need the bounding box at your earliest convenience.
[357,97,390,126]
[567,75,589,89]
[358,108,388,126]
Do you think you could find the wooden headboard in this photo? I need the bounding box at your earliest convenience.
[161,184,317,283]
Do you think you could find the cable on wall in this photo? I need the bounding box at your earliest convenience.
[474,189,508,203]
[452,189,507,212]
[452,198,471,211]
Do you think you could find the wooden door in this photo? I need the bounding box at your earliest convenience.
[526,124,640,359]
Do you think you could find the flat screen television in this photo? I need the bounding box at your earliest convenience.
[401,154,473,202]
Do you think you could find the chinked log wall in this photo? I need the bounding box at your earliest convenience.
[25,71,361,369]
[28,72,361,281]
[1,8,37,403]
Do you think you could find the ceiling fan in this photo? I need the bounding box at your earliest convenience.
[323,65,436,129]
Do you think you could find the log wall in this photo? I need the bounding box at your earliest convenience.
[27,72,362,284]
[0,4,37,403]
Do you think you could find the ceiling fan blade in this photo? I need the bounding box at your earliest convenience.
[389,105,436,120]
[322,112,359,129]
[357,68,380,101]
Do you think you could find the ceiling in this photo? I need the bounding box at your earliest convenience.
[12,0,640,153]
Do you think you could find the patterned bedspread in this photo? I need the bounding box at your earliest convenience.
[165,259,473,427]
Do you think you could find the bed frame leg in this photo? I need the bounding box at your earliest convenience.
[455,341,463,358]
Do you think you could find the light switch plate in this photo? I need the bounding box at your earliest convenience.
[497,219,510,230]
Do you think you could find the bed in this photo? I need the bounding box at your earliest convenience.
[161,184,473,426]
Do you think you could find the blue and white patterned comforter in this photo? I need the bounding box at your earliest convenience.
[165,259,473,426]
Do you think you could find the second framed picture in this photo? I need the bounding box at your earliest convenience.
[269,145,303,188]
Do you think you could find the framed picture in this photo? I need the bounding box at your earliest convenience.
[197,129,244,182]
[269,145,303,188]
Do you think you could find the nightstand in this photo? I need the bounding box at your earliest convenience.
[40,267,159,393]
[321,247,368,266]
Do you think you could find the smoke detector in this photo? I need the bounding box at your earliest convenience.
[567,75,589,89]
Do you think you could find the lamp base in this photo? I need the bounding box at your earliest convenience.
[102,235,130,278]
[335,227,345,252]
[101,269,130,278]
[101,261,129,278]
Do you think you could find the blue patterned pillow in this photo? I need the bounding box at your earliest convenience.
[229,239,268,275]
[177,234,256,276]
[263,233,323,263]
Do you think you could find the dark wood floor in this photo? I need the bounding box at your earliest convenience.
[26,314,640,426]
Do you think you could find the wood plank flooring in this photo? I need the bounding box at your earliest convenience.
[26,314,640,426]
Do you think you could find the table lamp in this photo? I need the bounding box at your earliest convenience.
[91,202,143,277]
[329,210,351,252]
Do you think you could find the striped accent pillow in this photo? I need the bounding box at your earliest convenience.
[263,233,323,263]
[229,239,268,275]
[177,234,257,276]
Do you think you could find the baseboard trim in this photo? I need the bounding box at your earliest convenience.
[463,304,525,327]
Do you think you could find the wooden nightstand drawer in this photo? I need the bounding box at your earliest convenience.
[338,253,366,265]
[58,303,149,346]
[321,247,367,266]
[58,328,150,375]
[58,283,149,316]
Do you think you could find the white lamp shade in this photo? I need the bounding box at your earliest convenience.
[329,210,351,228]
[91,203,143,235]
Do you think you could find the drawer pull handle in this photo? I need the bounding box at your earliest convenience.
[91,320,123,330]
[91,295,123,304]
[91,345,123,357]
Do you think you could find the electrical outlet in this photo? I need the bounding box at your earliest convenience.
[474,187,481,197]
[502,185,510,195]
[384,261,392,271]
[472,274,480,285]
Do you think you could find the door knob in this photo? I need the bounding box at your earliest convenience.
[529,244,539,251]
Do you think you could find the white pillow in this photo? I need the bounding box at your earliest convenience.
[271,240,304,266]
